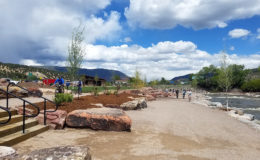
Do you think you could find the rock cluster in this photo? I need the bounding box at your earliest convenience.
[66,108,131,131]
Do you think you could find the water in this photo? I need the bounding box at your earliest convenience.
[208,94,260,120]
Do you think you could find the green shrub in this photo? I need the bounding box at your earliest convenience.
[54,93,73,105]
[93,87,98,96]
[241,79,260,92]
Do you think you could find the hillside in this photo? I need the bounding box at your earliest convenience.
[171,74,192,82]
[39,66,129,81]
[0,62,128,81]
[0,62,69,80]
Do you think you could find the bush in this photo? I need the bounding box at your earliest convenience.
[241,79,260,92]
[54,93,73,105]
[93,87,98,96]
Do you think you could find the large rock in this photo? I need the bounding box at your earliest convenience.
[120,98,147,110]
[145,94,156,101]
[66,108,131,131]
[0,146,17,159]
[37,110,67,129]
[27,87,43,97]
[21,146,91,160]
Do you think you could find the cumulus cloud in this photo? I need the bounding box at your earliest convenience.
[228,29,251,38]
[0,0,121,63]
[125,0,260,29]
[78,41,259,80]
[20,59,43,66]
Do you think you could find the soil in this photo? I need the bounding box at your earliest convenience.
[26,93,140,113]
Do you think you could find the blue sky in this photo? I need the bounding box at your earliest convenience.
[0,0,260,80]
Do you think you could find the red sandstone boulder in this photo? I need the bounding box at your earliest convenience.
[145,94,156,101]
[66,108,131,131]
[37,110,67,129]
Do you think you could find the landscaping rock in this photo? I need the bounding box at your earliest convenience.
[66,108,131,131]
[120,98,147,110]
[145,95,156,101]
[105,104,120,108]
[235,109,244,115]
[37,110,67,129]
[21,145,91,160]
[241,114,255,121]
[90,103,103,107]
[27,87,43,97]
[0,146,17,159]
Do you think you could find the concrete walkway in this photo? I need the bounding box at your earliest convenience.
[12,98,260,160]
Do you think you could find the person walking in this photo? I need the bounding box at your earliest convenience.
[176,89,179,99]
[187,90,192,102]
[183,89,186,99]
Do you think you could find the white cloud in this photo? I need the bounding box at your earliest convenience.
[228,29,251,38]
[125,0,260,29]
[230,46,235,51]
[79,41,260,80]
[0,0,121,62]
[20,59,43,66]
[120,37,132,43]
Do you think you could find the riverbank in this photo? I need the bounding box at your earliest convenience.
[13,98,260,160]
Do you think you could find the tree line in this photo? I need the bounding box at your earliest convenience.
[192,64,260,92]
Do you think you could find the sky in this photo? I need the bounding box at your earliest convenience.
[0,0,260,80]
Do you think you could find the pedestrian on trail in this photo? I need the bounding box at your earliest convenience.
[187,89,192,102]
[183,89,186,99]
[77,80,82,95]
[175,89,179,99]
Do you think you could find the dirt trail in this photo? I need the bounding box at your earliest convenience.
[13,98,260,160]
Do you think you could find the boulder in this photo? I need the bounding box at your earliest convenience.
[66,108,131,131]
[90,103,103,108]
[0,146,17,159]
[104,104,120,109]
[120,98,147,110]
[27,87,43,97]
[37,110,67,129]
[235,109,244,115]
[21,146,91,160]
[145,94,156,101]
[241,114,255,121]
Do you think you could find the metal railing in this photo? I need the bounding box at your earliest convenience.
[7,82,59,125]
[0,88,40,133]
[0,106,11,125]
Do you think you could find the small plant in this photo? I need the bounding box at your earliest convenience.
[113,90,118,95]
[54,93,73,105]
[93,87,98,96]
[106,90,111,95]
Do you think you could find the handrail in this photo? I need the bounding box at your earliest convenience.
[0,88,40,133]
[7,82,59,125]
[0,106,11,125]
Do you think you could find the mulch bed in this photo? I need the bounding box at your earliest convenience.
[26,93,140,113]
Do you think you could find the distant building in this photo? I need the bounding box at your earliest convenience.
[115,77,129,85]
[84,75,106,86]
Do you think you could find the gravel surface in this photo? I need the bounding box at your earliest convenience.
[12,98,260,160]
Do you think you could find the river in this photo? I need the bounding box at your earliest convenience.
[208,94,260,120]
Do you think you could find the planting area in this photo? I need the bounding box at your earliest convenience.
[26,93,140,113]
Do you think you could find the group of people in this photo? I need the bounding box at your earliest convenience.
[54,77,82,94]
[166,88,192,102]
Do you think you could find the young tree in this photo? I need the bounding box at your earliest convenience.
[94,74,99,86]
[67,25,86,81]
[218,52,232,109]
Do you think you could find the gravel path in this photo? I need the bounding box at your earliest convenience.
[12,98,260,160]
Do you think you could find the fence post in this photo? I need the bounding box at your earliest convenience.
[44,99,46,125]
[23,101,25,134]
